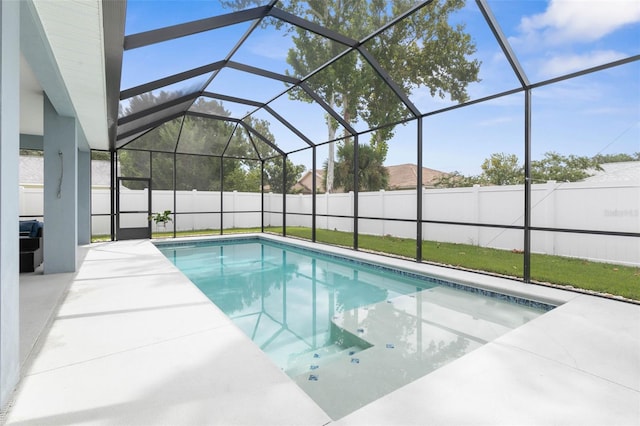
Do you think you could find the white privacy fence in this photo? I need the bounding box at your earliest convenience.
[282,181,639,266]
[19,180,639,265]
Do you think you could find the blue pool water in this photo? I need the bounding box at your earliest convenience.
[157,237,552,419]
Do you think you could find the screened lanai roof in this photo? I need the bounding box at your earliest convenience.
[110,0,640,159]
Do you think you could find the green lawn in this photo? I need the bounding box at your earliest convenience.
[281,227,640,301]
[92,226,639,301]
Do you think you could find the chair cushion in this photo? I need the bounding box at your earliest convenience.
[19,220,43,238]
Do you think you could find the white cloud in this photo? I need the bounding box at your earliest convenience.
[519,0,640,44]
[540,50,627,76]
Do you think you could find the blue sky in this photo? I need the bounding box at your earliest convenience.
[122,0,640,175]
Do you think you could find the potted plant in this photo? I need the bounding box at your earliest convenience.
[149,210,172,230]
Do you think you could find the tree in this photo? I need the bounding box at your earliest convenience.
[481,153,523,185]
[592,152,640,164]
[240,117,306,193]
[222,0,481,192]
[325,141,389,192]
[531,151,601,183]
[432,171,483,188]
[223,161,257,192]
[433,153,522,188]
[433,151,623,188]
[119,111,248,191]
[264,158,306,194]
[118,93,309,192]
[119,94,243,189]
[91,151,110,161]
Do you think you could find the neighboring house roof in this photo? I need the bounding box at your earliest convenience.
[582,161,640,183]
[292,164,448,193]
[292,170,325,193]
[386,163,447,190]
[19,156,112,187]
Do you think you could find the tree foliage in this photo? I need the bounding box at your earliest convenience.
[431,171,483,188]
[530,152,601,183]
[20,149,43,156]
[324,141,389,192]
[222,0,481,192]
[91,151,110,161]
[264,158,306,194]
[432,151,629,188]
[481,153,522,185]
[118,92,304,193]
[592,152,640,164]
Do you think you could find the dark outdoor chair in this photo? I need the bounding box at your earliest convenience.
[19,220,43,272]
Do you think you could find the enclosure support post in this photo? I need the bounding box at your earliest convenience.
[353,135,359,250]
[220,157,224,235]
[110,150,116,241]
[416,118,423,262]
[149,151,153,238]
[312,146,317,242]
[523,89,532,282]
[77,148,91,244]
[147,169,152,238]
[261,160,265,233]
[282,155,287,237]
[172,117,186,239]
[172,151,176,238]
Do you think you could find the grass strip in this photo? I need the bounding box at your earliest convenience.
[281,227,640,301]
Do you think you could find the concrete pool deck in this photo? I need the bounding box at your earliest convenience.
[3,235,639,425]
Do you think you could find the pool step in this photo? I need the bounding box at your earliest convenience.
[285,345,366,378]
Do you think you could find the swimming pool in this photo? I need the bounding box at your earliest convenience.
[156,237,554,419]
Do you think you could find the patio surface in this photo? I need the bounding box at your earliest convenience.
[3,235,639,425]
